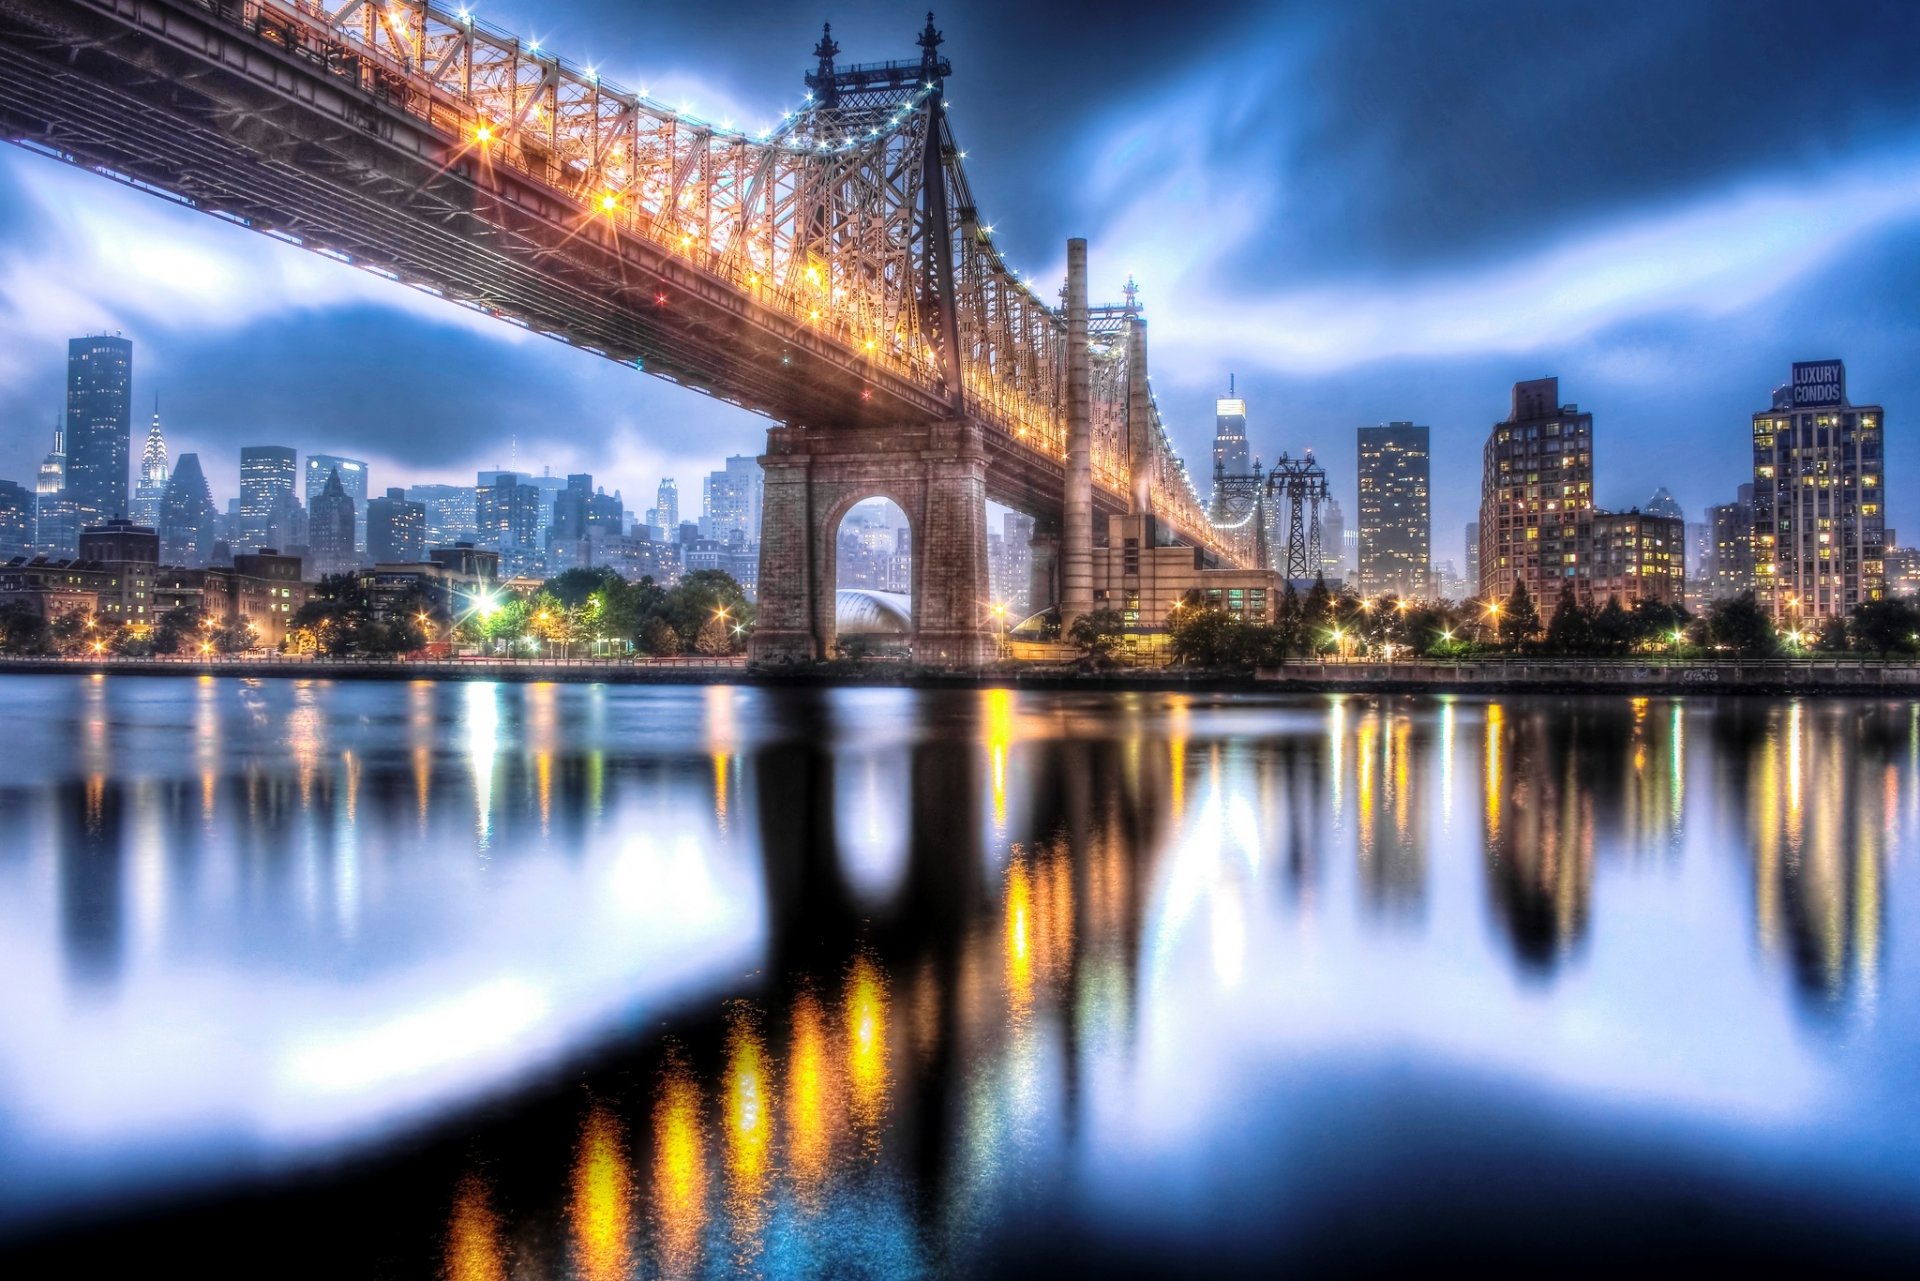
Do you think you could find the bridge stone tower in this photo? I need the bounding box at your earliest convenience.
[752,419,996,665]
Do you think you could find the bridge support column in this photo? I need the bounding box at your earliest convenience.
[750,421,997,668]
[1028,517,1060,618]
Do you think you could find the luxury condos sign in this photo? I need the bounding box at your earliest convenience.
[1790,360,1846,408]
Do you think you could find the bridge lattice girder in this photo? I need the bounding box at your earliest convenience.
[0,0,1232,558]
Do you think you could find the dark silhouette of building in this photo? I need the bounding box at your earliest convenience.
[239,445,299,552]
[1357,422,1431,597]
[159,452,218,568]
[308,467,358,578]
[0,478,32,560]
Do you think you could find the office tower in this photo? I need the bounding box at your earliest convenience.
[1686,520,1711,589]
[240,445,298,551]
[64,334,133,528]
[1321,498,1347,578]
[656,478,679,535]
[33,419,75,556]
[0,479,32,559]
[1465,521,1481,596]
[703,455,763,544]
[1357,423,1431,597]
[367,487,427,564]
[1478,377,1594,603]
[159,453,218,568]
[477,471,545,577]
[1209,376,1250,516]
[1752,361,1884,622]
[131,397,169,530]
[305,454,368,552]
[308,467,359,578]
[997,510,1035,615]
[1706,484,1755,601]
[406,483,480,547]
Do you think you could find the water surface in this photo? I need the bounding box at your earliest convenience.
[0,676,1916,1275]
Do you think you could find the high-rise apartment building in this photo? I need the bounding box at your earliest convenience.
[367,487,428,564]
[1587,510,1685,606]
[1705,484,1756,602]
[656,478,680,537]
[131,398,169,531]
[406,484,479,547]
[1464,521,1481,597]
[1209,376,1251,516]
[64,335,134,529]
[477,471,545,577]
[703,455,763,544]
[33,419,75,556]
[1751,360,1884,622]
[308,467,359,578]
[240,445,299,551]
[1356,422,1431,597]
[1478,378,1594,603]
[305,454,369,552]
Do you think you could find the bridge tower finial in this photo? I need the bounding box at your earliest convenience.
[1123,274,1140,312]
[919,12,945,79]
[811,23,840,106]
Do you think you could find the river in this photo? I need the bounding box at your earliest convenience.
[0,676,1915,1275]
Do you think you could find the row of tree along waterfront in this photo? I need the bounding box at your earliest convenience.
[0,567,754,659]
[1065,576,1920,669]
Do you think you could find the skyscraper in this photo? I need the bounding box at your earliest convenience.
[656,478,680,537]
[1751,360,1884,622]
[1464,521,1481,597]
[1706,484,1755,602]
[1357,423,1431,597]
[477,471,545,577]
[131,397,169,531]
[240,446,298,551]
[64,334,134,528]
[159,452,218,568]
[367,487,427,564]
[703,455,763,544]
[406,484,480,547]
[0,479,32,560]
[1321,498,1347,578]
[308,467,359,578]
[305,454,369,552]
[1210,376,1250,516]
[1478,377,1594,603]
[32,418,75,556]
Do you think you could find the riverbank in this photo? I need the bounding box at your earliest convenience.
[7,653,1920,694]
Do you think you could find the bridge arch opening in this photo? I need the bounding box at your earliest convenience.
[831,497,914,658]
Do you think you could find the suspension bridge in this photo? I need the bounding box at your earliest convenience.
[0,0,1265,664]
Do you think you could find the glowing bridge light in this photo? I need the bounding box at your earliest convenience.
[473,123,492,143]
[599,192,617,211]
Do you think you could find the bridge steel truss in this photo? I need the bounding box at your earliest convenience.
[0,0,1229,563]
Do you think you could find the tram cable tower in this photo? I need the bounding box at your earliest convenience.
[1212,449,1330,580]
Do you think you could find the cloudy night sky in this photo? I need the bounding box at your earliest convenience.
[3,0,1919,569]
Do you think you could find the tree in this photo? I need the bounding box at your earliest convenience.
[1545,586,1592,654]
[694,613,733,656]
[1067,606,1127,663]
[1590,598,1635,655]
[0,602,49,655]
[662,570,753,649]
[1169,606,1266,668]
[1814,614,1851,653]
[1849,597,1920,657]
[641,617,681,656]
[1705,592,1776,657]
[1499,579,1541,647]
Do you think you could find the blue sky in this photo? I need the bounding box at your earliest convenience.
[3,0,1919,564]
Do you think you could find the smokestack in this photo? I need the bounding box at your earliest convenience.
[1061,238,1093,633]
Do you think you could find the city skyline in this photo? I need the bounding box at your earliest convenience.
[2,1,1916,552]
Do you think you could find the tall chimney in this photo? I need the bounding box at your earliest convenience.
[1061,238,1094,633]
[1127,310,1152,519]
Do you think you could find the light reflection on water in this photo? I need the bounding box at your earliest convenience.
[0,678,1916,1274]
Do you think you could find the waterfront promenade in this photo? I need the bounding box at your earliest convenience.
[7,652,1920,693]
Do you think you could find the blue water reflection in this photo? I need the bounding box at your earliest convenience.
[0,678,1916,1275]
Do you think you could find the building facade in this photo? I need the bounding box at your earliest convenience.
[64,335,134,530]
[0,479,31,561]
[1479,378,1595,604]
[367,487,428,565]
[1705,484,1755,602]
[1209,377,1251,517]
[307,467,359,579]
[1356,422,1431,597]
[1587,511,1685,606]
[406,483,479,547]
[305,454,369,552]
[240,445,299,552]
[1751,361,1884,622]
[32,420,74,557]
